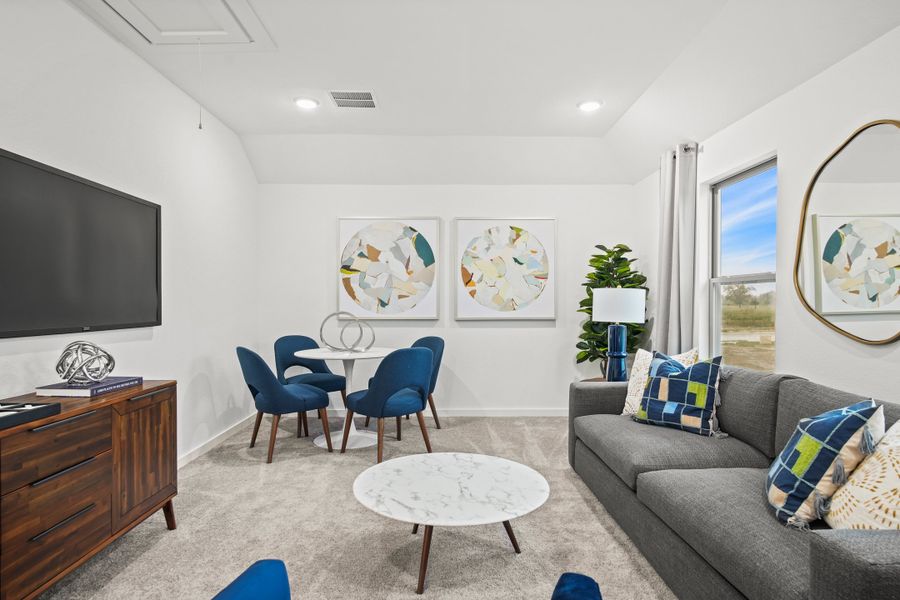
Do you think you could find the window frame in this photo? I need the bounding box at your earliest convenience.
[709,158,777,358]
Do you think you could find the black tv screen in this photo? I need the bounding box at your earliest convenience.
[0,149,161,338]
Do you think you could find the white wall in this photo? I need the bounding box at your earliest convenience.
[0,1,260,460]
[257,184,656,415]
[695,26,900,400]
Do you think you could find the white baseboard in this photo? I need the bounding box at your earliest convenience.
[178,412,256,469]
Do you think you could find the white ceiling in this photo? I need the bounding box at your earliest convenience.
[70,0,900,183]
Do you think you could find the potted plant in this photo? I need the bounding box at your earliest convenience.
[576,244,648,371]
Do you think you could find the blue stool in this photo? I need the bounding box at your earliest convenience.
[214,560,290,600]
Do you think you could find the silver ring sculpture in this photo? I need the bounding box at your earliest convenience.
[56,341,116,384]
[319,312,375,353]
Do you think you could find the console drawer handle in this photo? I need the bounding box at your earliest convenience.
[30,456,97,488]
[29,410,97,432]
[29,503,96,542]
[128,390,159,402]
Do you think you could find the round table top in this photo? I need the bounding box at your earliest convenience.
[353,452,550,527]
[294,346,396,361]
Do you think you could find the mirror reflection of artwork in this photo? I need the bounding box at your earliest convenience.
[813,215,900,315]
[795,119,900,344]
[454,218,556,320]
[338,218,440,320]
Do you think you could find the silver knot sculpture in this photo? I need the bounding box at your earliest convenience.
[56,341,115,384]
[319,312,375,353]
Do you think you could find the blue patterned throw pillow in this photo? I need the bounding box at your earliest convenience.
[633,354,723,436]
[766,399,879,528]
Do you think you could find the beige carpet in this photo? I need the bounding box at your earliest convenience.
[42,416,675,600]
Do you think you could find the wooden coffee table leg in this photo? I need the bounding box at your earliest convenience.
[416,525,434,594]
[502,520,520,554]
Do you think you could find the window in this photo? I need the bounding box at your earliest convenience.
[710,159,777,371]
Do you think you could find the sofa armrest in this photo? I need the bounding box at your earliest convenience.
[809,529,900,600]
[568,381,628,467]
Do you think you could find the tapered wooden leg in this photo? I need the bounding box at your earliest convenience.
[502,520,521,554]
[302,412,309,437]
[365,415,371,427]
[340,411,354,453]
[340,388,347,405]
[250,411,263,448]
[377,418,385,463]
[416,411,432,453]
[406,414,410,420]
[428,393,441,429]
[319,408,333,452]
[416,525,434,594]
[297,412,302,437]
[396,416,402,440]
[267,414,281,464]
[412,523,419,534]
[162,499,176,530]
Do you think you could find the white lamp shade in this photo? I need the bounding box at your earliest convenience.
[591,288,646,324]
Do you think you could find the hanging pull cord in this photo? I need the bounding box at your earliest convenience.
[197,37,203,130]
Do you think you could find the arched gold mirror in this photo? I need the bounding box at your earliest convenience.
[793,119,900,345]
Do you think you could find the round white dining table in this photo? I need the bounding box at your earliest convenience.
[294,346,396,450]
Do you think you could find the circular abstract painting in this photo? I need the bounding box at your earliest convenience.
[821,218,900,309]
[460,225,550,311]
[340,221,436,314]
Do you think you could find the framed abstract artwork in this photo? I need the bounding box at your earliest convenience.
[454,218,556,320]
[811,214,900,316]
[338,217,440,320]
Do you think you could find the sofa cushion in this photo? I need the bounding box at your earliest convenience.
[572,414,768,489]
[776,379,900,452]
[717,367,795,458]
[637,468,810,600]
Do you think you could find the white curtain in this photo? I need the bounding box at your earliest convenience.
[654,142,698,354]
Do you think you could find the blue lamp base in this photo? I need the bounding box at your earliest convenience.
[605,323,628,382]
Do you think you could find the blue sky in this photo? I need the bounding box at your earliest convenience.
[720,165,777,276]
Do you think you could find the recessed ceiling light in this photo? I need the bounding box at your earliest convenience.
[294,97,320,110]
[577,100,604,113]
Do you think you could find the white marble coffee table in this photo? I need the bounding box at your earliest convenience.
[353,452,550,594]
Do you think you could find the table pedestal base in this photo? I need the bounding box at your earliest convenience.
[313,419,377,449]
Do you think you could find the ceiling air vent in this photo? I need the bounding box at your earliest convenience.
[330,91,376,108]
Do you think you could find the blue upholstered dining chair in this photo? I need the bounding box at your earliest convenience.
[341,347,433,463]
[236,346,333,463]
[366,336,445,434]
[274,335,346,437]
[214,560,291,600]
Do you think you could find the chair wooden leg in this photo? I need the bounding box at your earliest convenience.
[377,418,385,463]
[340,388,347,405]
[297,412,302,438]
[365,415,371,427]
[302,412,309,437]
[250,411,263,448]
[412,523,419,534]
[267,414,281,464]
[319,408,333,452]
[340,411,354,453]
[396,415,402,440]
[428,393,441,429]
[416,411,432,453]
[406,414,410,420]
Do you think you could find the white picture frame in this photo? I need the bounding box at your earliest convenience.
[453,217,557,321]
[812,213,900,316]
[337,217,441,320]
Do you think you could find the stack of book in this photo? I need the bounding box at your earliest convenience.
[35,376,143,398]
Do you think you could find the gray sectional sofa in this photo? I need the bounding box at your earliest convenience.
[568,366,900,600]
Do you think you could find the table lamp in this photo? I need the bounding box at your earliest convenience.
[591,287,646,382]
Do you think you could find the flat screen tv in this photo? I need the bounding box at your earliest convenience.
[0,149,161,339]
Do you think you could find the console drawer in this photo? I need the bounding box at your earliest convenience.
[0,407,111,495]
[0,451,111,600]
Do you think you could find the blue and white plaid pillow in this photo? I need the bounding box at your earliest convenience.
[766,399,880,527]
[633,354,723,436]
